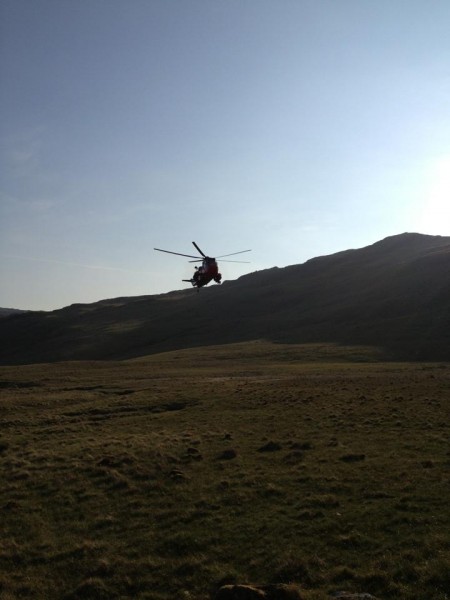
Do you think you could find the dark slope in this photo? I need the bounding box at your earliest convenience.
[1,233,449,364]
[0,308,29,318]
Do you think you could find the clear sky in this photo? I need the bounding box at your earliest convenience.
[1,0,449,311]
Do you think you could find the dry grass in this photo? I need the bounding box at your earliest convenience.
[0,341,449,599]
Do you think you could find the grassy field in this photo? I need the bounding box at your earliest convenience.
[1,341,449,599]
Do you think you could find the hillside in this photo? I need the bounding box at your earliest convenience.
[0,307,28,318]
[1,232,449,364]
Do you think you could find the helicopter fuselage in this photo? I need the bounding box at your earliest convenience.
[189,257,222,288]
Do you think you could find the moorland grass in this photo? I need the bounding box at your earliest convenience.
[0,341,449,599]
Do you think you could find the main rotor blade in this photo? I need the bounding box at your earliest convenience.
[215,249,252,258]
[154,248,200,259]
[218,259,251,263]
[192,241,206,257]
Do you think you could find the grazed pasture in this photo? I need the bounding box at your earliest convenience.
[0,342,449,599]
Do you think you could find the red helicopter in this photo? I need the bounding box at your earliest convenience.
[154,241,251,289]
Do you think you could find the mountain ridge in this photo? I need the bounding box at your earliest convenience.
[1,232,449,364]
[0,307,29,318]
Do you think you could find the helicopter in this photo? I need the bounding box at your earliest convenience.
[154,242,251,289]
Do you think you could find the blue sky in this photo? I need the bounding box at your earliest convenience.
[1,0,449,311]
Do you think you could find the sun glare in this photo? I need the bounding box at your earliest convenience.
[418,156,450,235]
